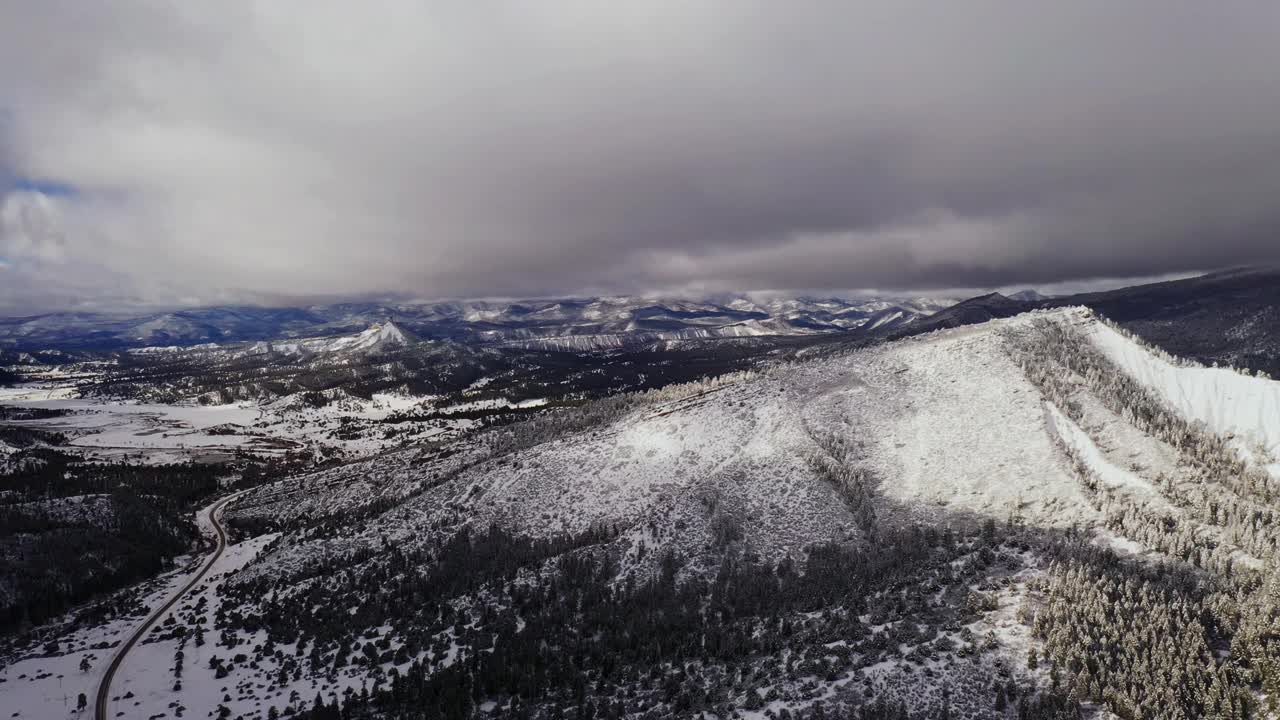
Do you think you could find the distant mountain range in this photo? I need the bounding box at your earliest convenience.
[3,268,1278,379]
[0,295,959,352]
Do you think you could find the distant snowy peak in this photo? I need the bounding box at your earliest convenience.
[724,297,767,314]
[305,320,417,354]
[862,307,921,331]
[1008,289,1048,302]
[897,297,963,314]
[351,321,413,350]
[248,321,419,357]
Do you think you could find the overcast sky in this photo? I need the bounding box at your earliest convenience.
[3,2,1280,313]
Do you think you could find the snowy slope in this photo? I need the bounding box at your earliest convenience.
[849,321,1088,524]
[1086,320,1280,470]
[258,320,416,356]
[323,320,413,352]
[235,309,1113,587]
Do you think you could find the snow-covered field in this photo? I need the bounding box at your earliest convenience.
[0,394,270,463]
[0,383,497,462]
[0,384,80,403]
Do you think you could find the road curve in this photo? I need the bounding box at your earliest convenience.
[94,493,238,720]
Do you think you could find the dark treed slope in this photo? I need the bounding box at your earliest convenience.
[887,267,1280,377]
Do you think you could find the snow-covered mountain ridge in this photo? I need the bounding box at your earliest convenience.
[250,320,415,356]
[205,308,1280,714]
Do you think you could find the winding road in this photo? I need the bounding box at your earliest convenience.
[94,493,238,720]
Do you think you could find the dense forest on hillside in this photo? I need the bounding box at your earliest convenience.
[82,339,778,409]
[0,444,299,633]
[215,520,1083,720]
[0,452,223,631]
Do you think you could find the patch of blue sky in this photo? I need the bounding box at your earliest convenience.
[12,178,78,197]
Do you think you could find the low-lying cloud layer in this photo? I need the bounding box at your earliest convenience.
[3,2,1280,311]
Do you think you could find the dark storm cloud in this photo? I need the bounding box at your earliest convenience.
[0,123,15,197]
[2,1,1280,310]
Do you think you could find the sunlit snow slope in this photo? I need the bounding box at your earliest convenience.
[1086,320,1280,471]
[234,308,1168,578]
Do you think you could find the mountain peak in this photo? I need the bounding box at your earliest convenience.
[961,292,1014,305]
[357,320,412,349]
[1008,289,1047,301]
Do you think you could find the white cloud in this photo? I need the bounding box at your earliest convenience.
[1,191,69,263]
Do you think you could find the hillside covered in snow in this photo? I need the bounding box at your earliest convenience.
[6,305,1280,719]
